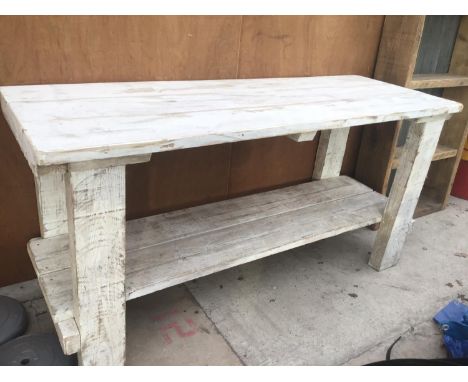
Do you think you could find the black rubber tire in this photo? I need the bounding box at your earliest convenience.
[0,333,77,366]
[0,296,28,345]
[366,358,468,366]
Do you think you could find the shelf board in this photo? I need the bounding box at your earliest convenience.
[392,144,458,169]
[414,187,444,218]
[27,176,386,354]
[408,74,468,89]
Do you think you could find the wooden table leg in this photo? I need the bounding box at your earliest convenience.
[34,165,68,238]
[33,164,80,354]
[312,128,350,179]
[65,164,126,365]
[369,118,445,271]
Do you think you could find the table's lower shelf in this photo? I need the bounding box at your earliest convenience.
[27,176,386,354]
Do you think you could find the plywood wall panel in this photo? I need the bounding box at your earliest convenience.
[228,137,318,196]
[0,16,243,84]
[237,16,383,79]
[0,116,39,285]
[126,145,232,219]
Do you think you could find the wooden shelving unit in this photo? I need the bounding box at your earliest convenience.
[391,144,458,169]
[356,16,468,219]
[408,74,468,89]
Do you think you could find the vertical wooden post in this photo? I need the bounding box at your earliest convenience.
[369,118,445,271]
[66,165,126,365]
[355,16,426,194]
[312,128,350,179]
[34,165,68,238]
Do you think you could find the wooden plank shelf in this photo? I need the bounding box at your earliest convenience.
[408,74,468,89]
[27,176,386,354]
[391,143,458,169]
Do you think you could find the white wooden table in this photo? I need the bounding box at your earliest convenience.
[0,75,462,365]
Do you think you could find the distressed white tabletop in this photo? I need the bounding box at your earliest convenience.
[0,75,462,167]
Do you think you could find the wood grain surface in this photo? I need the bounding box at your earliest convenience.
[1,76,460,167]
[28,176,386,355]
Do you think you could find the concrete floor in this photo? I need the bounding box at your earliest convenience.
[1,196,467,365]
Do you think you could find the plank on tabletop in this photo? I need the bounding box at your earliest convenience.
[1,76,461,168]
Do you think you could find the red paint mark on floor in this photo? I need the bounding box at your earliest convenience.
[151,307,199,345]
[160,318,198,345]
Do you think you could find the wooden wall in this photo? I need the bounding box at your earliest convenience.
[0,16,384,286]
